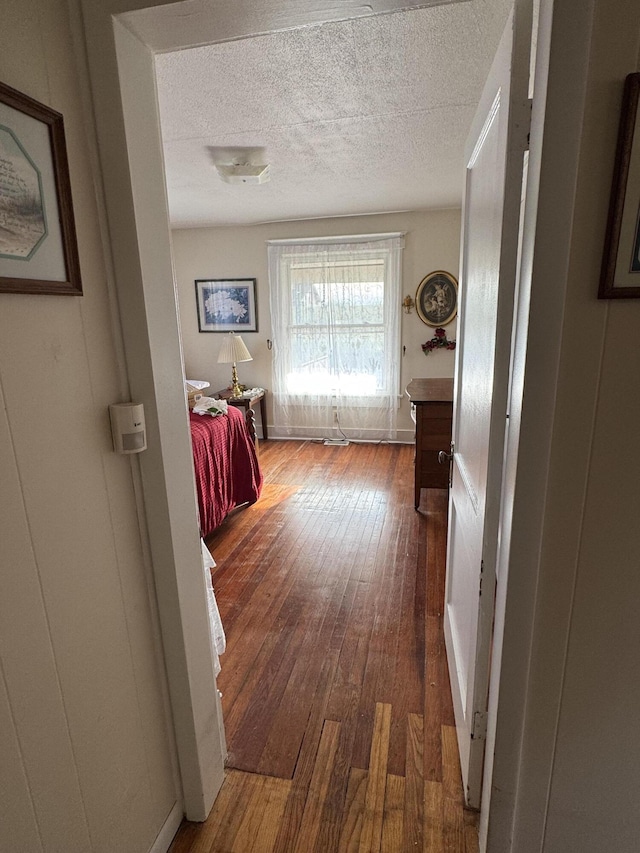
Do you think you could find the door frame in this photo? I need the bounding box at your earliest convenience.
[77,0,229,820]
[444,3,533,810]
[479,0,599,850]
[76,0,597,844]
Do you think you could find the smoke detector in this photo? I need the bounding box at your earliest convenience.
[215,162,270,185]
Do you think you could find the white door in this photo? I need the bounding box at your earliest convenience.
[443,5,532,809]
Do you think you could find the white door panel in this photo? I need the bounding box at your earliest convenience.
[444,3,532,810]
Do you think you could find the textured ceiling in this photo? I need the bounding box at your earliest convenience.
[154,1,513,228]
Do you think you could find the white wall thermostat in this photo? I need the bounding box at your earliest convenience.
[109,402,147,454]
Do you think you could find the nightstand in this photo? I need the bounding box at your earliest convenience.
[216,387,268,440]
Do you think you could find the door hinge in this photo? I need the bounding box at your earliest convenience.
[525,97,533,150]
[479,559,484,596]
[471,710,488,741]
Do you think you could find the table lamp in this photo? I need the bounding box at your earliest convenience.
[217,332,253,397]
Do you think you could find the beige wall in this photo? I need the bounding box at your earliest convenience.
[172,209,461,440]
[0,1,179,850]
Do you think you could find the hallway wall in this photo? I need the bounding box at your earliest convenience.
[0,1,179,850]
[539,1,640,848]
[499,1,640,850]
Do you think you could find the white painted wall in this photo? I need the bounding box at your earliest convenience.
[0,1,180,851]
[487,1,640,850]
[171,209,461,440]
[534,2,640,849]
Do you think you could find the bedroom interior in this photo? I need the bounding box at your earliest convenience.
[2,0,639,852]
[156,2,511,849]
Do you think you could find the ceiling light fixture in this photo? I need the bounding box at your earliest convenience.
[215,162,270,185]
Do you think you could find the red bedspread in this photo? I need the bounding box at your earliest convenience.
[189,406,263,537]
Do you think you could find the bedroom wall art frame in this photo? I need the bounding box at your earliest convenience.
[599,72,640,299]
[0,81,82,296]
[195,278,258,332]
[415,270,458,326]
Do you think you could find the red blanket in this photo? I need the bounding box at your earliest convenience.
[189,406,263,537]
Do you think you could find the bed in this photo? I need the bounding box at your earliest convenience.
[190,405,263,537]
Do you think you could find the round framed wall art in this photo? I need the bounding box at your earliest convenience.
[415,270,458,327]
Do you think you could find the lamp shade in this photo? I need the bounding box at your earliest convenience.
[217,333,253,364]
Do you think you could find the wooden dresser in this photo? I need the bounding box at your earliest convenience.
[406,378,454,508]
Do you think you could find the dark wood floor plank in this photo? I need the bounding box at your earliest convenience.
[347,454,411,772]
[309,514,393,852]
[424,616,444,783]
[424,489,448,618]
[293,720,341,853]
[226,551,336,771]
[257,455,402,779]
[312,684,363,853]
[386,506,426,776]
[271,649,343,850]
[219,492,341,745]
[324,492,391,721]
[256,538,361,776]
[349,539,408,770]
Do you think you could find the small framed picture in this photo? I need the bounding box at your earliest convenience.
[0,81,82,295]
[195,278,258,332]
[599,73,640,298]
[416,270,458,326]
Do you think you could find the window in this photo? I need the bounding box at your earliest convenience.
[268,233,403,440]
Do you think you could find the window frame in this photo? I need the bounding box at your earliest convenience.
[276,243,401,399]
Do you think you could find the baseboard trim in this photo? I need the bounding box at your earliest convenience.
[149,800,184,853]
[268,428,415,444]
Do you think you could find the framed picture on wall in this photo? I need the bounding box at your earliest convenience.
[415,270,458,326]
[599,72,640,298]
[195,278,258,332]
[0,81,82,295]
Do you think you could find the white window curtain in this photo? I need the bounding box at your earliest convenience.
[268,233,404,441]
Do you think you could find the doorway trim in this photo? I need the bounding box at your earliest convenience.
[78,0,230,819]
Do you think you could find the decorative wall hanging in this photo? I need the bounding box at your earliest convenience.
[421,327,456,355]
[0,81,82,295]
[416,270,458,326]
[402,294,415,313]
[195,278,257,332]
[599,72,640,298]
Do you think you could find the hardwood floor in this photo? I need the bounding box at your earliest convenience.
[170,440,477,852]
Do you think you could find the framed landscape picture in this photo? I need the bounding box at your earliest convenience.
[0,81,82,295]
[195,278,258,332]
